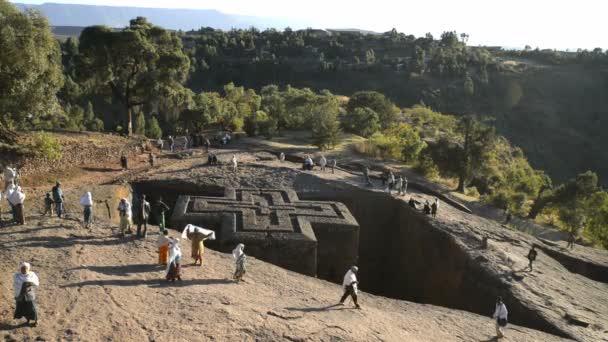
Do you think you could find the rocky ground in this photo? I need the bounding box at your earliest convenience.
[0,135,605,341]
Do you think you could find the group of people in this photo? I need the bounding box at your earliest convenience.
[301,155,336,173]
[117,195,170,238]
[382,171,408,196]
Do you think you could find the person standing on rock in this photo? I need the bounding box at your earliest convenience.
[43,193,54,217]
[363,166,372,186]
[339,266,360,309]
[157,138,164,153]
[136,194,151,238]
[154,197,170,233]
[401,176,408,196]
[567,231,576,249]
[431,198,439,218]
[231,154,238,173]
[117,198,133,238]
[279,152,285,163]
[395,175,403,196]
[8,186,26,225]
[204,138,211,153]
[79,192,94,229]
[493,296,508,338]
[319,155,327,172]
[527,246,538,271]
[120,155,128,170]
[165,237,182,282]
[13,262,39,326]
[331,159,337,174]
[52,182,64,218]
[157,230,171,265]
[148,153,155,167]
[386,172,395,194]
[233,243,247,282]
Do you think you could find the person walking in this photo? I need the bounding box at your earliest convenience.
[527,246,538,271]
[168,136,175,152]
[319,155,327,172]
[165,238,182,282]
[8,186,26,225]
[52,182,64,218]
[79,192,94,229]
[567,231,576,249]
[233,243,247,282]
[157,230,171,265]
[331,159,337,174]
[120,155,128,170]
[13,262,39,326]
[387,172,395,194]
[493,296,509,338]
[401,176,408,196]
[117,198,133,238]
[182,224,215,266]
[136,194,151,238]
[279,152,285,163]
[148,153,155,167]
[396,176,403,196]
[363,166,372,186]
[42,193,54,217]
[339,266,361,309]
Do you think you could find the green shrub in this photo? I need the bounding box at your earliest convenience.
[414,154,440,180]
[27,132,62,161]
[145,117,163,139]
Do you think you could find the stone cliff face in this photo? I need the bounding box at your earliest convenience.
[294,172,607,341]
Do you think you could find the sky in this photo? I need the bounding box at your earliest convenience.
[13,0,607,50]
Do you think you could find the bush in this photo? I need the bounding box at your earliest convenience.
[342,107,380,137]
[465,186,480,198]
[145,117,163,139]
[414,154,439,180]
[27,132,62,161]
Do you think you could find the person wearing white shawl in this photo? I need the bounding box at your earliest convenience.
[4,166,16,189]
[13,262,39,325]
[5,180,17,222]
[117,198,133,237]
[80,192,94,229]
[165,238,182,282]
[231,154,238,173]
[8,186,26,225]
[181,224,215,266]
[279,152,285,163]
[319,155,327,172]
[232,243,246,282]
[339,266,360,309]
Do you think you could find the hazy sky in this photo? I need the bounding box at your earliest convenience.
[14,0,607,50]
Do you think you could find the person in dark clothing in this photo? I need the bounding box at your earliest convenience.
[431,198,439,218]
[42,193,54,217]
[154,197,170,233]
[567,231,576,249]
[204,138,211,153]
[527,246,538,271]
[208,153,218,165]
[13,262,39,326]
[339,266,360,309]
[408,197,418,209]
[51,182,64,218]
[136,194,151,238]
[120,155,128,170]
[363,167,372,186]
[423,201,432,215]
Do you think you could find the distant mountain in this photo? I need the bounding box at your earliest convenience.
[13,2,304,30]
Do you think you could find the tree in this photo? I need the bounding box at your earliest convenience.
[0,1,63,134]
[311,98,342,150]
[346,91,397,129]
[456,116,496,192]
[342,107,380,137]
[83,101,104,131]
[77,17,190,135]
[145,116,163,139]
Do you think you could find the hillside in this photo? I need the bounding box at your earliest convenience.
[1,132,607,341]
[13,2,298,30]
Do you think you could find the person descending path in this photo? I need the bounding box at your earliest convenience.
[339,266,361,309]
[136,194,151,238]
[527,245,538,271]
[43,193,54,217]
[13,262,39,326]
[319,155,327,172]
[431,198,439,218]
[8,186,26,225]
[493,296,509,339]
[52,182,64,218]
[232,243,246,282]
[182,224,215,266]
[157,230,171,265]
[117,198,133,238]
[165,238,182,282]
[231,154,238,173]
[79,192,94,229]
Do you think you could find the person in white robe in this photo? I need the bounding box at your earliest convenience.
[493,296,509,338]
[79,192,94,228]
[13,262,39,325]
[338,266,360,309]
[165,238,182,282]
[232,243,246,282]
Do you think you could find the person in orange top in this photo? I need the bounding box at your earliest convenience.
[157,230,171,265]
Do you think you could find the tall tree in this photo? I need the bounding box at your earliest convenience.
[0,0,63,137]
[77,17,190,135]
[456,116,496,192]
